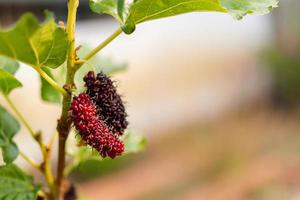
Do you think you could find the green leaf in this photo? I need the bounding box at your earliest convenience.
[89,0,278,34]
[89,0,134,33]
[2,143,19,164]
[221,0,279,20]
[40,67,61,104]
[0,56,21,96]
[0,164,39,200]
[122,131,146,154]
[0,105,20,164]
[0,13,69,68]
[65,130,145,175]
[65,135,102,175]
[126,0,226,32]
[0,69,22,95]
[89,0,128,23]
[0,55,19,74]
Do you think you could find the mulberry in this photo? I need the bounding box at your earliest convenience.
[83,71,128,136]
[70,93,124,158]
[64,184,77,200]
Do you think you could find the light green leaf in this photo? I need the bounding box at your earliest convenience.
[89,0,278,34]
[0,56,19,74]
[221,0,279,20]
[122,130,146,154]
[0,69,22,95]
[127,0,225,30]
[0,105,20,164]
[89,0,129,23]
[40,67,61,104]
[89,0,136,33]
[0,13,69,68]
[0,164,39,200]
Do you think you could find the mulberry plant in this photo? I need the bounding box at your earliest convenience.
[0,0,278,199]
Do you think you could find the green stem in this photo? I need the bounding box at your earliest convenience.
[3,95,36,138]
[33,66,67,97]
[48,130,58,149]
[56,0,79,198]
[43,147,55,197]
[83,27,122,62]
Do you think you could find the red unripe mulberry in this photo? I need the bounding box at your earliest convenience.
[70,93,124,158]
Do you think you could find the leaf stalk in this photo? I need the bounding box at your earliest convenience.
[3,95,38,138]
[83,27,123,62]
[33,66,67,97]
[19,151,40,170]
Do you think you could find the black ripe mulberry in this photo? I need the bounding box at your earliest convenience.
[83,71,128,136]
[70,93,124,158]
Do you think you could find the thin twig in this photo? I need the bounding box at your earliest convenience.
[48,130,58,149]
[3,95,37,138]
[19,151,41,170]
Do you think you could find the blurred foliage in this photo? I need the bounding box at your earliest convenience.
[69,154,138,181]
[0,56,19,74]
[263,0,300,108]
[75,46,127,92]
[40,67,62,104]
[0,69,22,95]
[247,183,290,200]
[0,105,20,164]
[66,130,146,181]
[263,47,300,108]
[0,56,21,164]
[0,164,39,199]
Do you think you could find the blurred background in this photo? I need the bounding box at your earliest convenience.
[1,0,300,200]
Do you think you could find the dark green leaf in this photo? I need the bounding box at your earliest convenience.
[40,67,61,104]
[0,164,39,200]
[2,143,18,164]
[0,105,20,164]
[0,69,22,95]
[0,56,19,74]
[0,13,69,68]
[89,0,278,34]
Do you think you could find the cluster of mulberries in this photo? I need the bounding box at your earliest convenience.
[84,71,128,135]
[70,71,128,158]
